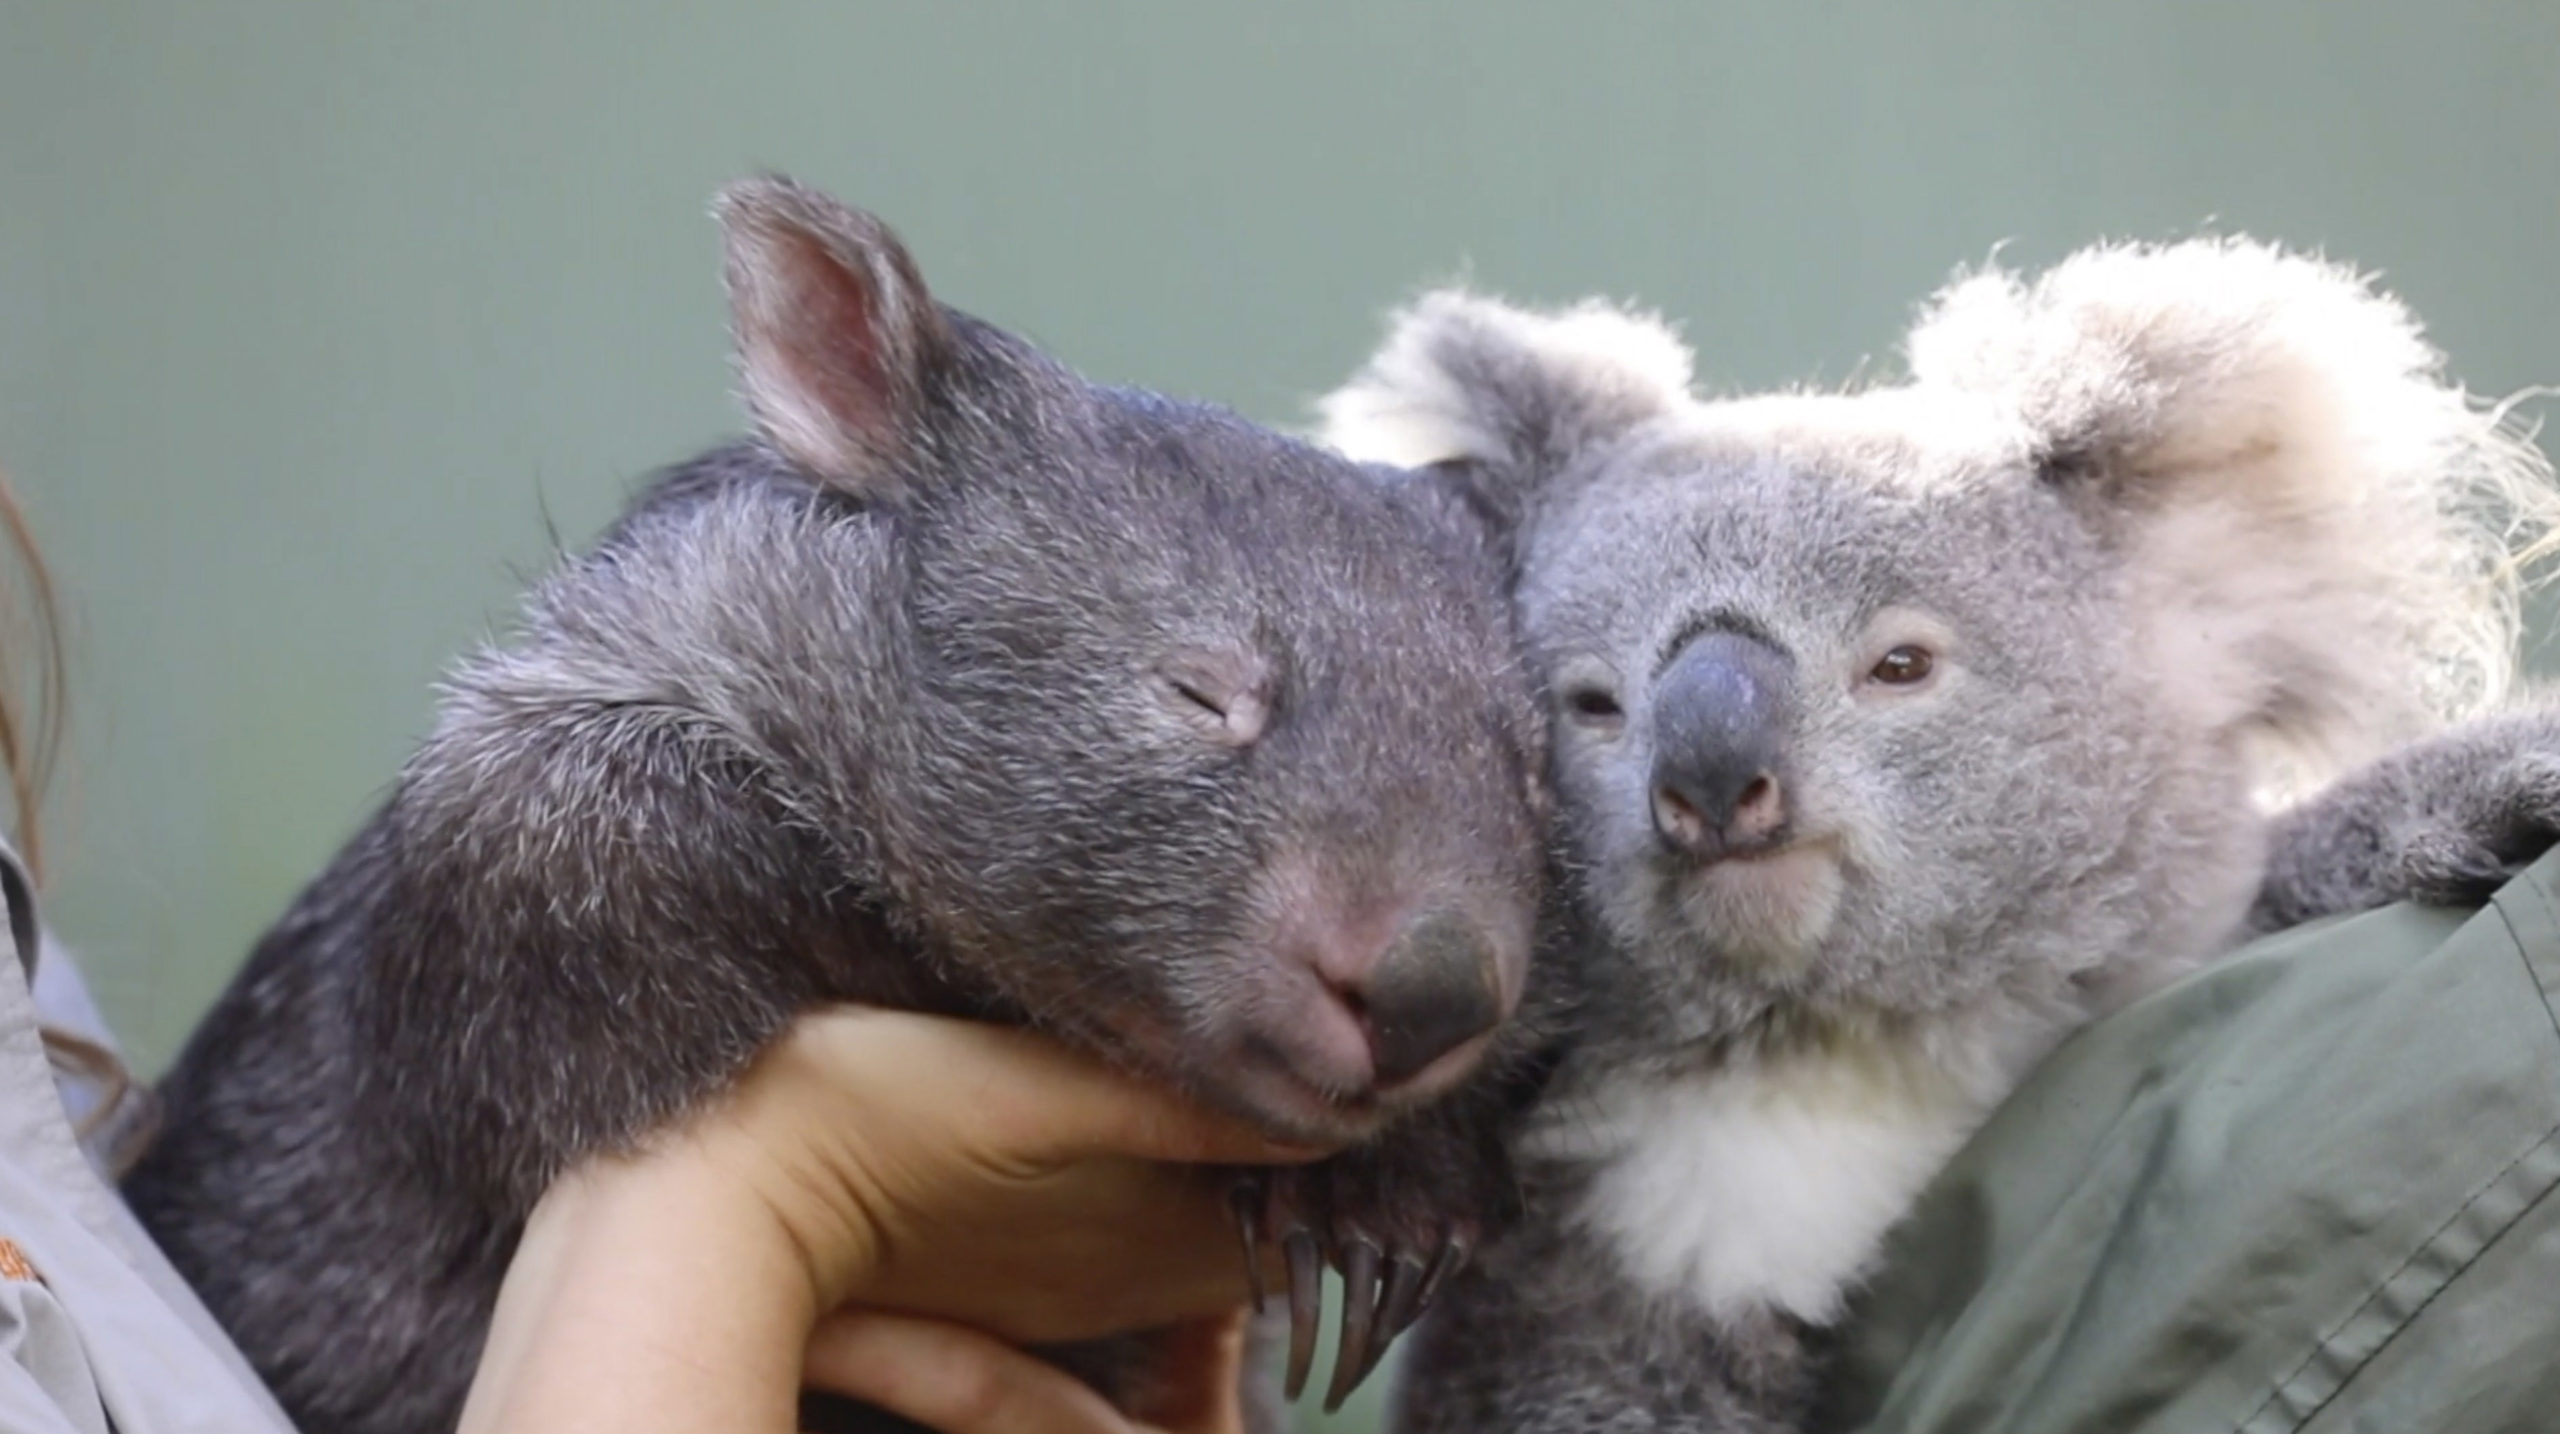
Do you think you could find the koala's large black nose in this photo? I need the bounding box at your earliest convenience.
[1360,913,1508,1088]
[1650,630,1795,858]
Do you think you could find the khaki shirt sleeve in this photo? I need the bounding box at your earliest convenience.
[0,834,299,1434]
[1816,847,2560,1434]
[0,1270,113,1434]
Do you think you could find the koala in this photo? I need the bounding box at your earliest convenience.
[1318,239,2560,1432]
[120,176,1562,1434]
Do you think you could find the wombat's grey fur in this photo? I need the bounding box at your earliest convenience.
[1320,238,2560,1432]
[121,177,1561,1434]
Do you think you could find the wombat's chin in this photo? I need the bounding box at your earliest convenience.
[1086,1009,1386,1144]
[1200,1027,1497,1146]
[1203,1061,1391,1145]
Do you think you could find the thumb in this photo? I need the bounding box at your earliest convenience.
[1029,1057,1339,1168]
[802,1007,1343,1167]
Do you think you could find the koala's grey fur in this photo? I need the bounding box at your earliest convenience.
[2253,695,2560,932]
[121,177,1563,1434]
[1320,239,2560,1432]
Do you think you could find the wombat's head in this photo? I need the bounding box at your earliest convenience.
[715,177,1546,1142]
[1324,243,2553,1043]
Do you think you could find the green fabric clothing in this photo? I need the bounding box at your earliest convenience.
[1817,848,2560,1434]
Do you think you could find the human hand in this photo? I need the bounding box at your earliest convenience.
[806,1307,1261,1434]
[739,1007,1326,1340]
[460,1006,1334,1434]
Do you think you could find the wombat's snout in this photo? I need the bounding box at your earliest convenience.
[1275,903,1514,1105]
[1357,913,1510,1087]
[1651,630,1795,859]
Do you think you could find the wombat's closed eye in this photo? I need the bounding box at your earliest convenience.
[1156,647,1272,744]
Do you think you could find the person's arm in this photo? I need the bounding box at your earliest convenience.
[456,1007,1326,1434]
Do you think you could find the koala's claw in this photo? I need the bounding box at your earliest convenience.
[1326,1237,1387,1412]
[1374,1251,1429,1344]
[2402,831,2515,904]
[1281,1228,1324,1400]
[1229,1161,1486,1409]
[1229,1183,1267,1313]
[1341,1241,1440,1397]
[1416,1235,1469,1316]
[1335,1235,1472,1397]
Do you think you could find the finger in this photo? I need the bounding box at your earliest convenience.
[1121,1311,1255,1434]
[974,1046,1334,1169]
[802,1008,1340,1168]
[804,1308,1145,1434]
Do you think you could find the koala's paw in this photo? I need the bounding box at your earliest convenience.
[2257,707,2560,933]
[2390,750,2560,905]
[1226,1121,1515,1413]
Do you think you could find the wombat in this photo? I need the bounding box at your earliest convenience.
[121,176,1558,1434]
[1319,237,2560,1432]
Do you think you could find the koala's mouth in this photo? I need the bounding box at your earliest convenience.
[1696,837,1824,868]
[1670,829,1841,878]
[1666,836,1848,966]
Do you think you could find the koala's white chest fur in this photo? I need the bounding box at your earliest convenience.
[1522,1035,2024,1327]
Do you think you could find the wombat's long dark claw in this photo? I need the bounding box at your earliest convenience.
[1229,1181,1266,1313]
[1324,1237,1386,1412]
[1281,1229,1323,1401]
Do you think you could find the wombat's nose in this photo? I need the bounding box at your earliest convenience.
[1356,913,1508,1088]
[1651,629,1794,858]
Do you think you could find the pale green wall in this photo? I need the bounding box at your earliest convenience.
[2,5,2556,1424]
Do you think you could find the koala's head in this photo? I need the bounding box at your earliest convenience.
[1324,243,2554,1045]
[713,178,1546,1142]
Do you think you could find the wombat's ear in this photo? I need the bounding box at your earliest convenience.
[1909,236,2560,783]
[1317,290,1693,536]
[714,176,955,492]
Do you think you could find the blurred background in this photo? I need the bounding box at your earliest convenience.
[2,4,2555,1427]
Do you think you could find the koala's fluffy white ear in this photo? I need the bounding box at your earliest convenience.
[1909,237,2560,785]
[1316,289,1694,527]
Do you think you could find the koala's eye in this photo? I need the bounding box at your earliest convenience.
[1564,687,1626,726]
[1868,645,1935,686]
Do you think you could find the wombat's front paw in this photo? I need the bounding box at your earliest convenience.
[1227,1125,1516,1413]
